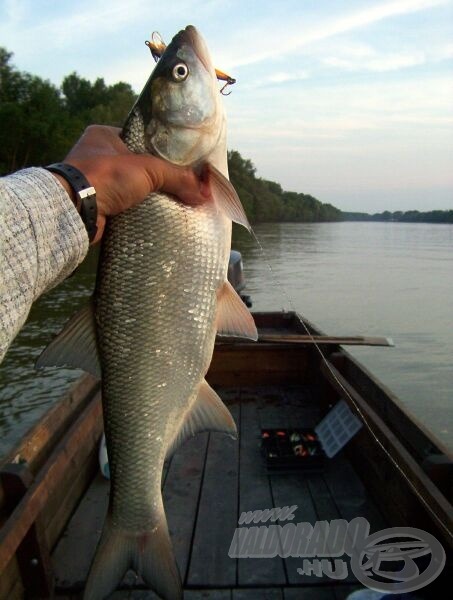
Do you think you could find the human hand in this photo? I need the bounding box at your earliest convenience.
[57,125,210,244]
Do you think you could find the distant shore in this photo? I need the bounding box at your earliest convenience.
[341,210,453,224]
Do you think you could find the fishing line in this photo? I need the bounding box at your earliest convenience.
[248,225,452,544]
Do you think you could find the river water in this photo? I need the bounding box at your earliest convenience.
[0,222,451,458]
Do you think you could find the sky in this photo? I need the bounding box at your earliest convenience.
[1,0,452,213]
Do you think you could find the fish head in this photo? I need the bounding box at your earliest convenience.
[141,25,224,166]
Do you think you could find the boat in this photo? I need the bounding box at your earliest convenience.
[0,259,451,599]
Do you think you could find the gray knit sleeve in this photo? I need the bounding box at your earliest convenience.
[0,167,89,361]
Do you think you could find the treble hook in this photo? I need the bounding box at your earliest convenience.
[145,31,166,63]
[220,77,236,95]
[216,68,236,95]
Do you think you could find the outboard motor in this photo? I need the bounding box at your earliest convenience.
[228,250,252,308]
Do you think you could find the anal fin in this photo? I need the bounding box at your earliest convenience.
[166,380,237,459]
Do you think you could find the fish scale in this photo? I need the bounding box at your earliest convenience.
[95,193,229,531]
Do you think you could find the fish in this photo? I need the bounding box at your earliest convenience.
[37,25,257,599]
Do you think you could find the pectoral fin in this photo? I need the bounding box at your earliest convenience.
[35,301,101,379]
[216,280,258,340]
[166,379,237,459]
[207,163,251,231]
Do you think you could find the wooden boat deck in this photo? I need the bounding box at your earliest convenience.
[2,313,450,599]
[52,383,387,599]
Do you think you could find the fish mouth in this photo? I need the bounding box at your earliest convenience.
[173,25,211,73]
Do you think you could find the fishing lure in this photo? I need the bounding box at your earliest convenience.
[146,31,236,95]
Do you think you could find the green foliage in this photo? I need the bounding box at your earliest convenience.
[343,210,453,224]
[0,49,136,175]
[62,74,135,127]
[0,49,76,172]
[0,48,340,222]
[228,150,342,223]
[7,48,447,226]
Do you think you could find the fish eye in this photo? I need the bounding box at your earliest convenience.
[172,62,189,82]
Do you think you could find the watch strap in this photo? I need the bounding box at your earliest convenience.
[45,162,98,242]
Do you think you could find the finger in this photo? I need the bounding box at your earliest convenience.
[66,125,128,159]
[84,125,122,138]
[141,157,210,206]
[91,214,106,245]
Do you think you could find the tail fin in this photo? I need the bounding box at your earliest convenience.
[83,512,182,600]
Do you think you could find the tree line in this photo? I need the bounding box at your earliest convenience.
[343,210,453,224]
[228,150,342,223]
[4,48,446,226]
[0,48,137,174]
[1,47,341,224]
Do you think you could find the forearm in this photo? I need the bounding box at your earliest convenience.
[0,167,89,361]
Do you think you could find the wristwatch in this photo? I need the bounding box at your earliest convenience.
[45,162,98,242]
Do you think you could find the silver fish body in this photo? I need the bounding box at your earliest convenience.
[38,25,256,600]
[96,193,230,529]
